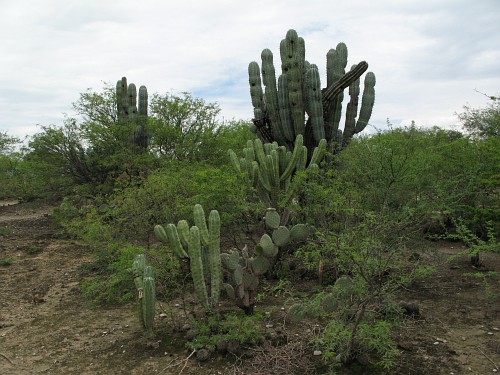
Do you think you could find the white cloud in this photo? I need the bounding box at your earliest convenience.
[1,0,499,138]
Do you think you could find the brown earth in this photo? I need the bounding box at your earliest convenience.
[0,201,499,375]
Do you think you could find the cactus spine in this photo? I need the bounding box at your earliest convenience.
[132,254,156,338]
[116,76,150,150]
[248,29,376,153]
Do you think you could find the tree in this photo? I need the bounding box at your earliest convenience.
[457,94,500,139]
[149,92,219,161]
[0,131,20,155]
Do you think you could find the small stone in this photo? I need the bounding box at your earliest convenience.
[313,350,322,356]
[487,332,494,335]
[462,337,466,341]
[216,340,227,354]
[493,327,499,331]
[196,349,210,362]
[185,328,197,341]
[159,313,168,319]
[433,342,439,345]
[226,339,240,355]
[265,324,273,328]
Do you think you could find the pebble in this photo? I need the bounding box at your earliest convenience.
[313,350,322,356]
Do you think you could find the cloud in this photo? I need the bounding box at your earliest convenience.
[1,0,499,138]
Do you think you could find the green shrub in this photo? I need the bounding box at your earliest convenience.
[186,313,264,351]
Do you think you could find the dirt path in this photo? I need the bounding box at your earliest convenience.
[0,201,499,374]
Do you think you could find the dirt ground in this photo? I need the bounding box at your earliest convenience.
[0,201,499,375]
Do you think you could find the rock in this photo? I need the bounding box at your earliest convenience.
[313,350,322,356]
[399,301,420,318]
[185,328,197,341]
[196,348,210,362]
[215,340,228,354]
[226,339,240,355]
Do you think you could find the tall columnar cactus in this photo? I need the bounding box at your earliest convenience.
[229,134,326,209]
[154,204,222,311]
[116,76,150,150]
[132,254,156,339]
[248,29,376,153]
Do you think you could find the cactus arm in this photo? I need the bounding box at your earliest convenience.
[355,72,376,133]
[193,204,210,246]
[188,226,209,309]
[261,49,287,145]
[322,61,368,108]
[305,64,325,143]
[208,210,221,307]
[249,61,265,123]
[166,223,189,258]
[343,64,361,144]
[142,266,156,338]
[280,134,304,181]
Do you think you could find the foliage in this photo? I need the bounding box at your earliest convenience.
[186,313,264,351]
[0,131,20,155]
[457,93,500,138]
[0,257,14,266]
[80,243,145,305]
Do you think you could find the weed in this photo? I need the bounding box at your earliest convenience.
[186,313,264,351]
[25,244,41,254]
[0,257,14,266]
[0,227,11,237]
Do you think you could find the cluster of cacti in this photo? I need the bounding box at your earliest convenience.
[131,254,156,338]
[228,134,326,209]
[116,76,150,149]
[154,204,222,311]
[155,204,310,315]
[248,29,376,153]
[221,208,309,315]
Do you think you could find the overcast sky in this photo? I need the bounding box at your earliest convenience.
[1,0,499,139]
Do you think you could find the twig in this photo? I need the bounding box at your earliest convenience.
[0,352,14,365]
[477,347,499,370]
[178,349,196,375]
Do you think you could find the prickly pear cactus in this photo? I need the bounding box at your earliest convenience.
[247,29,376,153]
[221,208,310,315]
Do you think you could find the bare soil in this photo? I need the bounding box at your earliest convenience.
[0,201,499,374]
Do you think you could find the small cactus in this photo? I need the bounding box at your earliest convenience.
[132,254,156,338]
[229,134,326,209]
[154,204,221,311]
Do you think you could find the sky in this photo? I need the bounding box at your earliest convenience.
[1,0,499,139]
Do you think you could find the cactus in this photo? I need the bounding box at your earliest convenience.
[131,254,156,338]
[222,208,310,315]
[248,29,376,154]
[228,134,326,209]
[154,204,221,311]
[116,76,150,150]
